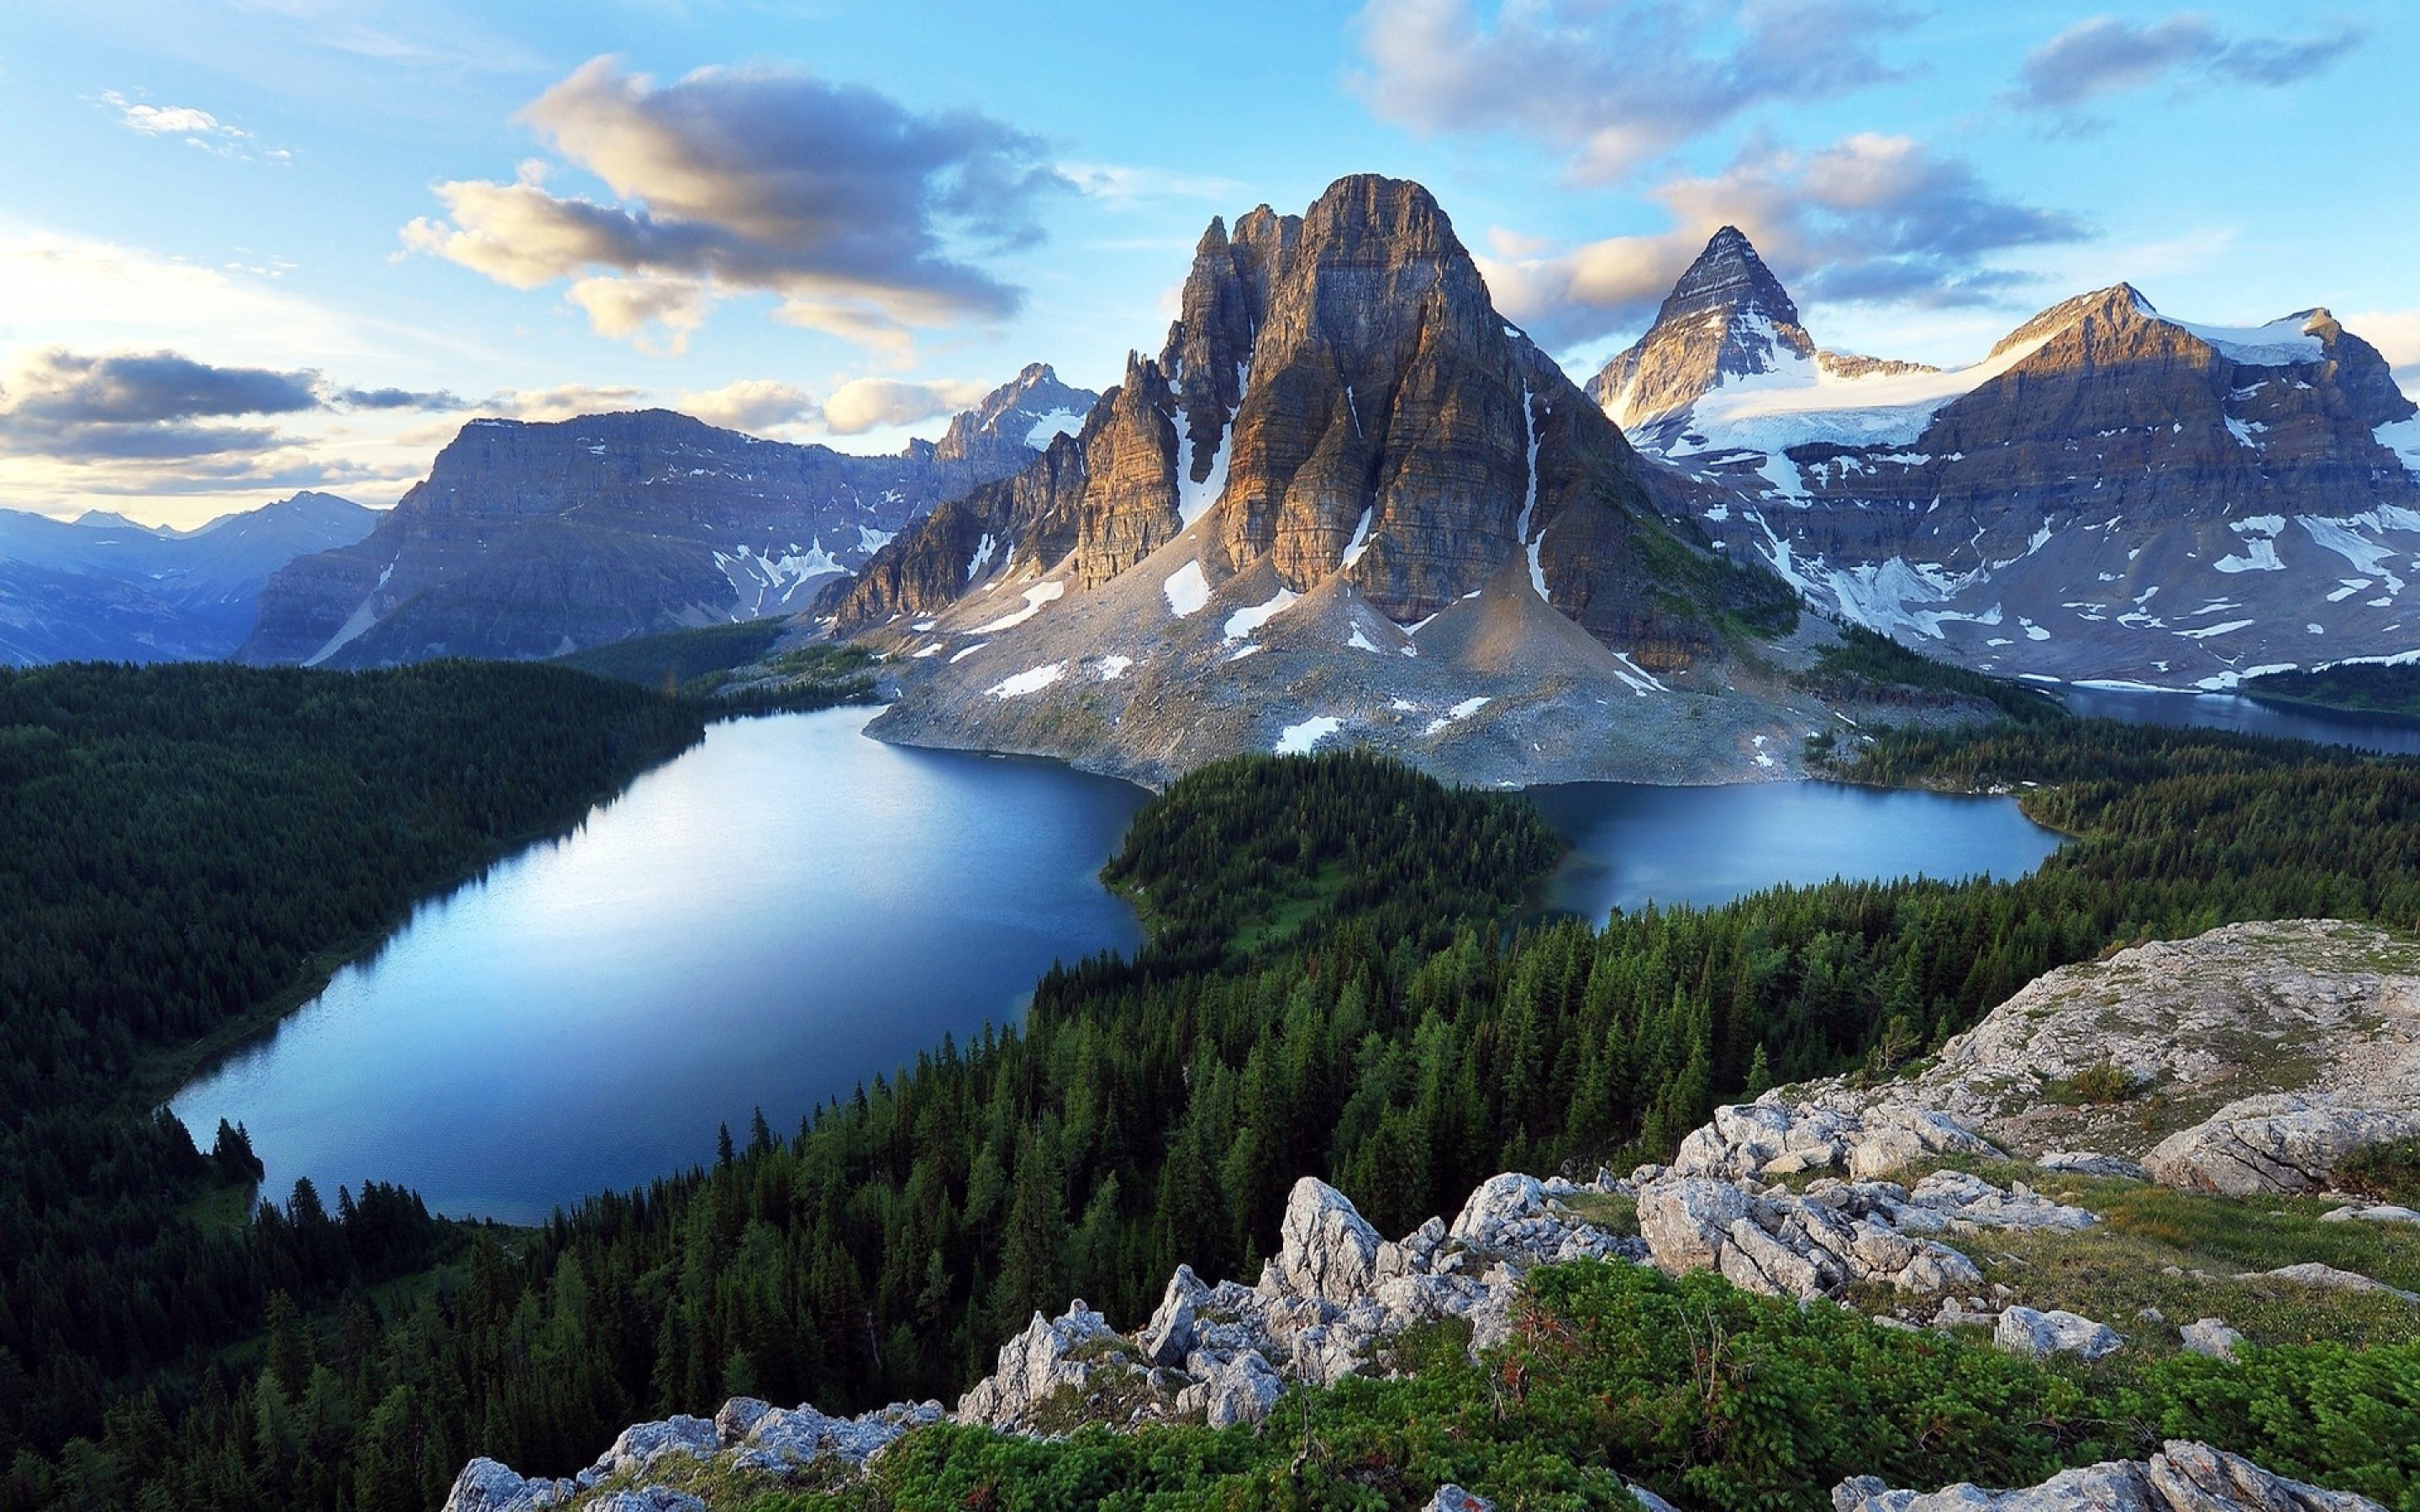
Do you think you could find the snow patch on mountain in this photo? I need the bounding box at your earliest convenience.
[1223,588,1298,643]
[986,663,1065,698]
[971,580,1065,634]
[1274,715,1343,754]
[1163,561,1211,617]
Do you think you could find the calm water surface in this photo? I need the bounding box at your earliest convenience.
[172,706,1147,1224]
[1526,780,2065,922]
[2057,685,2420,756]
[176,709,2086,1222]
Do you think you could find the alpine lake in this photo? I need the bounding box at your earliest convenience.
[176,690,2415,1224]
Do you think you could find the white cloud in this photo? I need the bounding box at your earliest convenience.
[2012,13,2362,115]
[98,90,287,162]
[402,57,1069,353]
[1478,133,2087,344]
[676,379,818,433]
[475,384,649,423]
[2345,310,2420,388]
[819,376,990,435]
[1349,0,1913,181]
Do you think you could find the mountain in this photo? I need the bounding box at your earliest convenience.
[238,365,1095,668]
[1596,229,2420,690]
[820,175,1849,787]
[0,491,379,664]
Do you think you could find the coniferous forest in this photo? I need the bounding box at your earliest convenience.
[8,666,2420,1509]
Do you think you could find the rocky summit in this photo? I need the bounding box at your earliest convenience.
[1597,228,2420,690]
[817,175,1870,789]
[238,365,1093,668]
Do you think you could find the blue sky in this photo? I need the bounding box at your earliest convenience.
[2,0,2413,525]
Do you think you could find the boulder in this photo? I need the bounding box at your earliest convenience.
[2147,1095,2420,1197]
[1427,1488,1494,1512]
[1994,1306,2123,1362]
[2239,1263,2420,1303]
[439,1458,571,1512]
[2039,1152,2151,1181]
[1273,1178,1384,1305]
[1639,1178,1753,1274]
[1141,1264,1209,1366]
[2181,1318,2245,1361]
[1176,1348,1285,1428]
[2318,1204,2420,1226]
[1831,1440,2384,1512]
[713,1397,771,1445]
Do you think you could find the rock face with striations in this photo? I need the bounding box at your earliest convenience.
[241,365,1092,668]
[819,175,1828,790]
[1595,227,2420,689]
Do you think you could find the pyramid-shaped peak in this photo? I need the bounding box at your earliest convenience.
[1656,225,1801,330]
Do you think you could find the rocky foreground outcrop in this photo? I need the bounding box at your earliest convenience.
[1833,1441,2384,1512]
[1775,920,2420,1197]
[443,920,2420,1511]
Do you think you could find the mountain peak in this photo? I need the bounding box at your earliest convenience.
[1657,225,1801,331]
[1586,225,1816,438]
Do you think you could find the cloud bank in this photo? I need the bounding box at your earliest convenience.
[403,58,1069,353]
[1349,0,1912,181]
[2013,13,2361,116]
[1481,133,2089,344]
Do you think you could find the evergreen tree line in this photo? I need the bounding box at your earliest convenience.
[0,661,707,1507]
[17,716,2420,1511]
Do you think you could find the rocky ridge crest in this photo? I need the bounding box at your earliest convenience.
[1594,228,2420,690]
[240,368,1094,669]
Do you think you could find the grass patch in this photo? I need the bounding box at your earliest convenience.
[1879,1163,2420,1353]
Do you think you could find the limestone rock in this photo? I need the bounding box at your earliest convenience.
[956,1302,1124,1432]
[1141,1263,1208,1366]
[2146,1440,2385,1512]
[1639,1179,1753,1275]
[2040,1152,2151,1181]
[439,1458,570,1512]
[1781,922,2420,1197]
[1273,1178,1384,1305]
[589,1494,706,1512]
[2181,1318,2246,1361]
[590,1415,717,1479]
[1832,1441,2383,1512]
[1994,1305,2123,1361]
[1176,1348,1284,1428]
[2146,1095,2420,1197]
[2239,1263,2420,1303]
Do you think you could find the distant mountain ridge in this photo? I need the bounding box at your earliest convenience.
[1594,229,2420,690]
[239,365,1096,668]
[0,491,379,664]
[818,174,1867,789]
